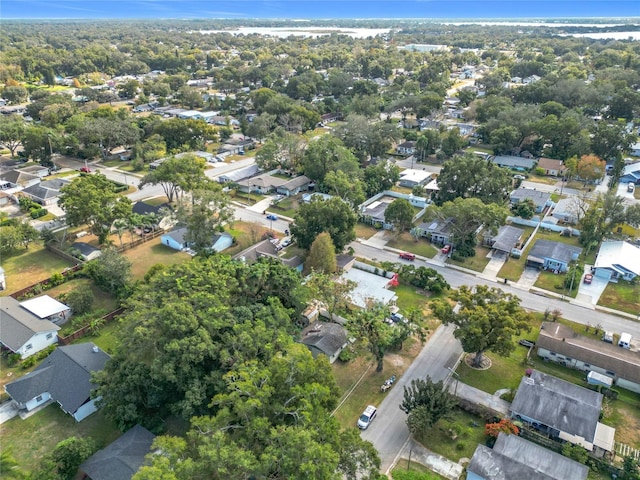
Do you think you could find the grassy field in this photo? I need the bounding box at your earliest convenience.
[225,220,277,257]
[387,233,438,259]
[269,195,300,218]
[598,280,640,315]
[123,238,191,280]
[75,314,126,354]
[143,196,170,206]
[533,270,578,298]
[0,406,120,474]
[415,408,487,462]
[526,174,558,185]
[47,278,118,314]
[355,223,380,240]
[447,246,492,272]
[392,460,446,479]
[0,245,74,296]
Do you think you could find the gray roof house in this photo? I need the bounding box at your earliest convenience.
[526,239,582,273]
[360,198,394,229]
[4,343,110,421]
[620,163,640,184]
[509,188,552,213]
[396,141,416,156]
[467,432,588,480]
[232,240,304,272]
[536,322,640,394]
[510,370,615,455]
[71,242,102,261]
[552,197,586,225]
[80,424,156,480]
[0,296,60,359]
[491,155,536,171]
[416,217,455,244]
[275,175,312,197]
[22,178,71,205]
[217,164,261,184]
[484,225,524,255]
[299,321,349,364]
[0,169,41,188]
[593,240,640,282]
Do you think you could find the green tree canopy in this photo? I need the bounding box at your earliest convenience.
[291,197,357,252]
[385,198,414,232]
[307,232,338,273]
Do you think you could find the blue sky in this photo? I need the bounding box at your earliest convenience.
[2,1,639,20]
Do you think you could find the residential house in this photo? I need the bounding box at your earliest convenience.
[275,175,312,197]
[20,295,71,325]
[4,343,110,421]
[302,192,332,203]
[21,178,70,206]
[0,266,5,290]
[416,217,455,244]
[620,163,640,184]
[218,164,260,184]
[320,112,343,123]
[233,240,304,272]
[536,322,640,394]
[398,169,432,188]
[509,188,552,214]
[593,241,640,282]
[336,254,356,272]
[484,225,524,256]
[160,227,232,253]
[299,321,349,364]
[217,138,255,156]
[70,242,102,261]
[79,425,156,480]
[467,432,589,480]
[491,155,536,171]
[0,169,40,189]
[536,157,566,177]
[360,198,394,229]
[177,110,202,119]
[19,165,50,178]
[396,141,416,156]
[552,197,586,225]
[526,239,582,273]
[245,172,288,194]
[510,369,615,456]
[131,200,170,217]
[523,75,542,84]
[340,267,397,309]
[629,142,640,157]
[0,296,60,359]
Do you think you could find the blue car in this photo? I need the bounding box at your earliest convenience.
[266,214,278,221]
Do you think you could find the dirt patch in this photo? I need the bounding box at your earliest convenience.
[615,404,640,448]
[385,353,406,368]
[464,353,492,370]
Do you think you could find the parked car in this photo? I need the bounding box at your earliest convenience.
[390,312,406,323]
[628,182,635,193]
[357,405,377,430]
[441,245,451,254]
[399,252,415,260]
[583,273,593,284]
[266,214,278,221]
[80,166,91,173]
[518,339,536,348]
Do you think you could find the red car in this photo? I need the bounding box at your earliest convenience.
[583,274,593,284]
[399,252,415,261]
[80,166,91,173]
[441,245,451,254]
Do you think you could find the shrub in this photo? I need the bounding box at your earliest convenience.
[456,442,466,451]
[49,272,65,287]
[65,288,94,315]
[7,353,21,367]
[30,208,48,219]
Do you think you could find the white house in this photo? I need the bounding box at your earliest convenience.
[20,295,71,325]
[629,142,640,157]
[552,196,586,225]
[398,169,432,188]
[0,297,60,359]
[4,343,110,421]
[593,241,640,282]
[0,266,5,290]
[395,141,416,156]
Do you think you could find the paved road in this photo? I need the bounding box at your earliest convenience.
[350,242,640,338]
[361,324,463,473]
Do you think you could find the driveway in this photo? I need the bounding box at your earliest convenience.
[481,250,506,280]
[576,271,609,306]
[0,400,19,424]
[516,267,541,289]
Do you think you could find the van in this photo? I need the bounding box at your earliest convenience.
[629,183,635,193]
[618,332,632,349]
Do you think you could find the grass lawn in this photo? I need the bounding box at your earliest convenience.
[44,170,79,180]
[597,280,640,316]
[387,233,438,259]
[447,246,492,272]
[123,238,191,280]
[332,335,424,429]
[0,245,74,296]
[47,278,118,313]
[224,221,276,257]
[391,185,414,195]
[75,314,126,355]
[393,459,446,479]
[144,196,170,206]
[355,223,380,240]
[0,406,120,474]
[270,195,300,218]
[281,245,305,260]
[415,408,488,462]
[526,174,558,185]
[497,253,530,283]
[533,270,578,298]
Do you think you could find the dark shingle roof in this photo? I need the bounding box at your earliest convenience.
[22,184,60,201]
[468,433,588,480]
[0,169,39,186]
[80,425,156,480]
[162,227,188,245]
[0,297,59,352]
[5,343,110,415]
[528,239,582,265]
[300,322,348,358]
[491,225,524,253]
[511,370,602,443]
[71,242,101,257]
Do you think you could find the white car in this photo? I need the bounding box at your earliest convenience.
[357,405,377,430]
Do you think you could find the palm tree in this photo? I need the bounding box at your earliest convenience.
[113,219,128,249]
[127,213,144,244]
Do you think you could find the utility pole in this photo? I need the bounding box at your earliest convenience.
[447,367,460,397]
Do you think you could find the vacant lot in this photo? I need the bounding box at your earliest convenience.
[0,406,120,474]
[123,238,191,279]
[533,270,578,298]
[598,280,640,315]
[225,221,277,257]
[1,246,74,296]
[355,223,379,240]
[269,195,300,218]
[387,233,438,259]
[447,246,492,272]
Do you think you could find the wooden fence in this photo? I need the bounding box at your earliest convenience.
[9,264,83,300]
[58,307,125,345]
[115,228,165,253]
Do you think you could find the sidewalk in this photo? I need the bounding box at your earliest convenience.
[361,230,391,249]
[398,438,464,480]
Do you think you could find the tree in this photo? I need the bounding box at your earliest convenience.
[64,288,94,315]
[430,285,532,368]
[2,85,28,104]
[324,170,366,209]
[255,130,305,172]
[346,306,394,372]
[561,443,589,465]
[306,272,356,320]
[51,436,95,480]
[83,248,132,298]
[0,449,26,479]
[385,198,414,232]
[335,114,400,162]
[400,378,457,435]
[307,232,338,273]
[622,456,640,480]
[0,115,25,157]
[76,116,140,160]
[426,197,509,257]
[22,125,62,164]
[153,118,216,151]
[396,265,449,294]
[301,135,360,186]
[58,173,132,244]
[0,226,23,256]
[512,198,535,219]
[576,154,606,185]
[362,162,400,197]
[177,185,234,255]
[435,153,511,204]
[140,155,207,203]
[579,191,629,247]
[485,419,519,438]
[291,197,357,252]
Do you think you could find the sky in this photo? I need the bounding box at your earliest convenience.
[2,1,639,20]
